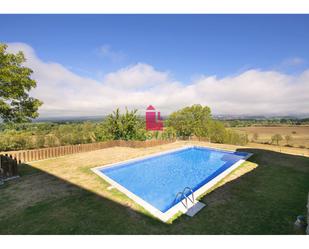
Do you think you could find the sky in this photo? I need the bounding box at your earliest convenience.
[1,14,309,117]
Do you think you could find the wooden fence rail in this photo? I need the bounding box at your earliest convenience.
[0,154,20,181]
[0,139,175,163]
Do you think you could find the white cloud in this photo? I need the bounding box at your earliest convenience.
[98,44,126,62]
[103,63,175,90]
[281,57,305,66]
[6,43,309,117]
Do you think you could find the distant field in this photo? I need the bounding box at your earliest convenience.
[233,126,309,148]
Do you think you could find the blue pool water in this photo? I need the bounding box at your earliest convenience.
[100,147,249,213]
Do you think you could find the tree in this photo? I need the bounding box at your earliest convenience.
[252,133,259,142]
[166,104,212,139]
[285,135,293,145]
[271,134,283,146]
[0,43,42,123]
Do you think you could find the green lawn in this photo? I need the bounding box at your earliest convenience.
[0,147,308,234]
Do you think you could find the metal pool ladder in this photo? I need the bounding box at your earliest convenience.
[174,186,195,209]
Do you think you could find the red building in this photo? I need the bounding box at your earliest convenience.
[145,105,163,131]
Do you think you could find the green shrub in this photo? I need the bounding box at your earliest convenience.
[252,133,259,142]
[271,134,283,146]
[161,127,177,140]
[104,108,146,141]
[45,134,60,147]
[35,135,46,148]
[284,135,293,145]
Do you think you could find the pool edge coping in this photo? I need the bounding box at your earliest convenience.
[91,145,253,223]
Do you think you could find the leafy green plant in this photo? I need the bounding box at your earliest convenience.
[104,108,145,141]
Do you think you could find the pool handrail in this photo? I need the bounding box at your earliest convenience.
[174,186,195,209]
[183,186,195,204]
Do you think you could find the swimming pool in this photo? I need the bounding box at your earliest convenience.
[92,146,252,222]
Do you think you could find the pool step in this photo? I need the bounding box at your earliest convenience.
[185,201,206,217]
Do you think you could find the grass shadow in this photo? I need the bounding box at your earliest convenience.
[0,162,170,234]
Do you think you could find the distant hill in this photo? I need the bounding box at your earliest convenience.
[35,115,107,123]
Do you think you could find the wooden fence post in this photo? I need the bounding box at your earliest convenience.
[26,151,29,162]
[22,151,25,163]
[12,157,18,175]
[29,151,33,161]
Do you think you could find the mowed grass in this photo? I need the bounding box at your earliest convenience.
[233,126,309,148]
[0,141,308,234]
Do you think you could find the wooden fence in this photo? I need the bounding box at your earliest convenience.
[0,139,175,163]
[0,154,20,181]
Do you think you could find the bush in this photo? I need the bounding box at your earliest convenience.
[223,130,249,146]
[284,135,293,145]
[45,134,60,147]
[161,127,177,140]
[271,134,283,146]
[209,121,226,143]
[35,135,46,148]
[252,133,259,142]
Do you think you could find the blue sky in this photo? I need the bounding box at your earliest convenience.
[2,15,309,81]
[1,15,309,116]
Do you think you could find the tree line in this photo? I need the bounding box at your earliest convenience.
[0,105,248,151]
[223,118,309,127]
